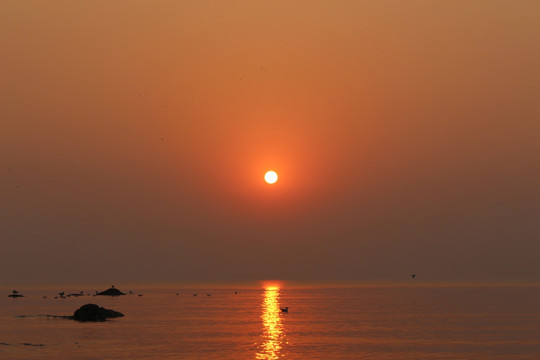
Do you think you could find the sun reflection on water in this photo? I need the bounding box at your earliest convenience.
[256,286,284,359]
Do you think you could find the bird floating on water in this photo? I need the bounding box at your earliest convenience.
[280,307,289,312]
[411,273,416,279]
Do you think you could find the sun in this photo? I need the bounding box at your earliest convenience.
[264,170,278,184]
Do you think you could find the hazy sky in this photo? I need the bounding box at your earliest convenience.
[1,1,539,285]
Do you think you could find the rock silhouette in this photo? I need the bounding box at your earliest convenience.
[72,304,124,322]
[96,285,125,296]
[8,290,24,298]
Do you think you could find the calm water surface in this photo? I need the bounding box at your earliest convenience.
[1,285,539,359]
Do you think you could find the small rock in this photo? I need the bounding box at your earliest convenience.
[96,286,125,296]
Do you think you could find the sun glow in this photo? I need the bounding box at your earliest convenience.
[264,171,278,184]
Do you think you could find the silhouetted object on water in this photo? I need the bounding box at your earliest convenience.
[193,293,198,296]
[72,304,124,322]
[411,273,416,280]
[206,293,211,296]
[96,285,126,297]
[8,290,24,298]
[67,292,83,297]
[280,307,289,312]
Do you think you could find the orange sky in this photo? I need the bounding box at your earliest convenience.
[1,0,539,285]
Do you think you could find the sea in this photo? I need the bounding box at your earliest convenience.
[1,284,539,359]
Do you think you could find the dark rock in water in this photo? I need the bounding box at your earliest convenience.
[8,290,23,298]
[96,286,125,296]
[72,304,124,322]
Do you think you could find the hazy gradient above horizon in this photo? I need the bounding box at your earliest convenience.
[1,0,539,285]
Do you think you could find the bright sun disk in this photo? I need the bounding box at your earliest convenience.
[264,171,278,184]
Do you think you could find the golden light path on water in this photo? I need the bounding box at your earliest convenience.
[256,286,285,359]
